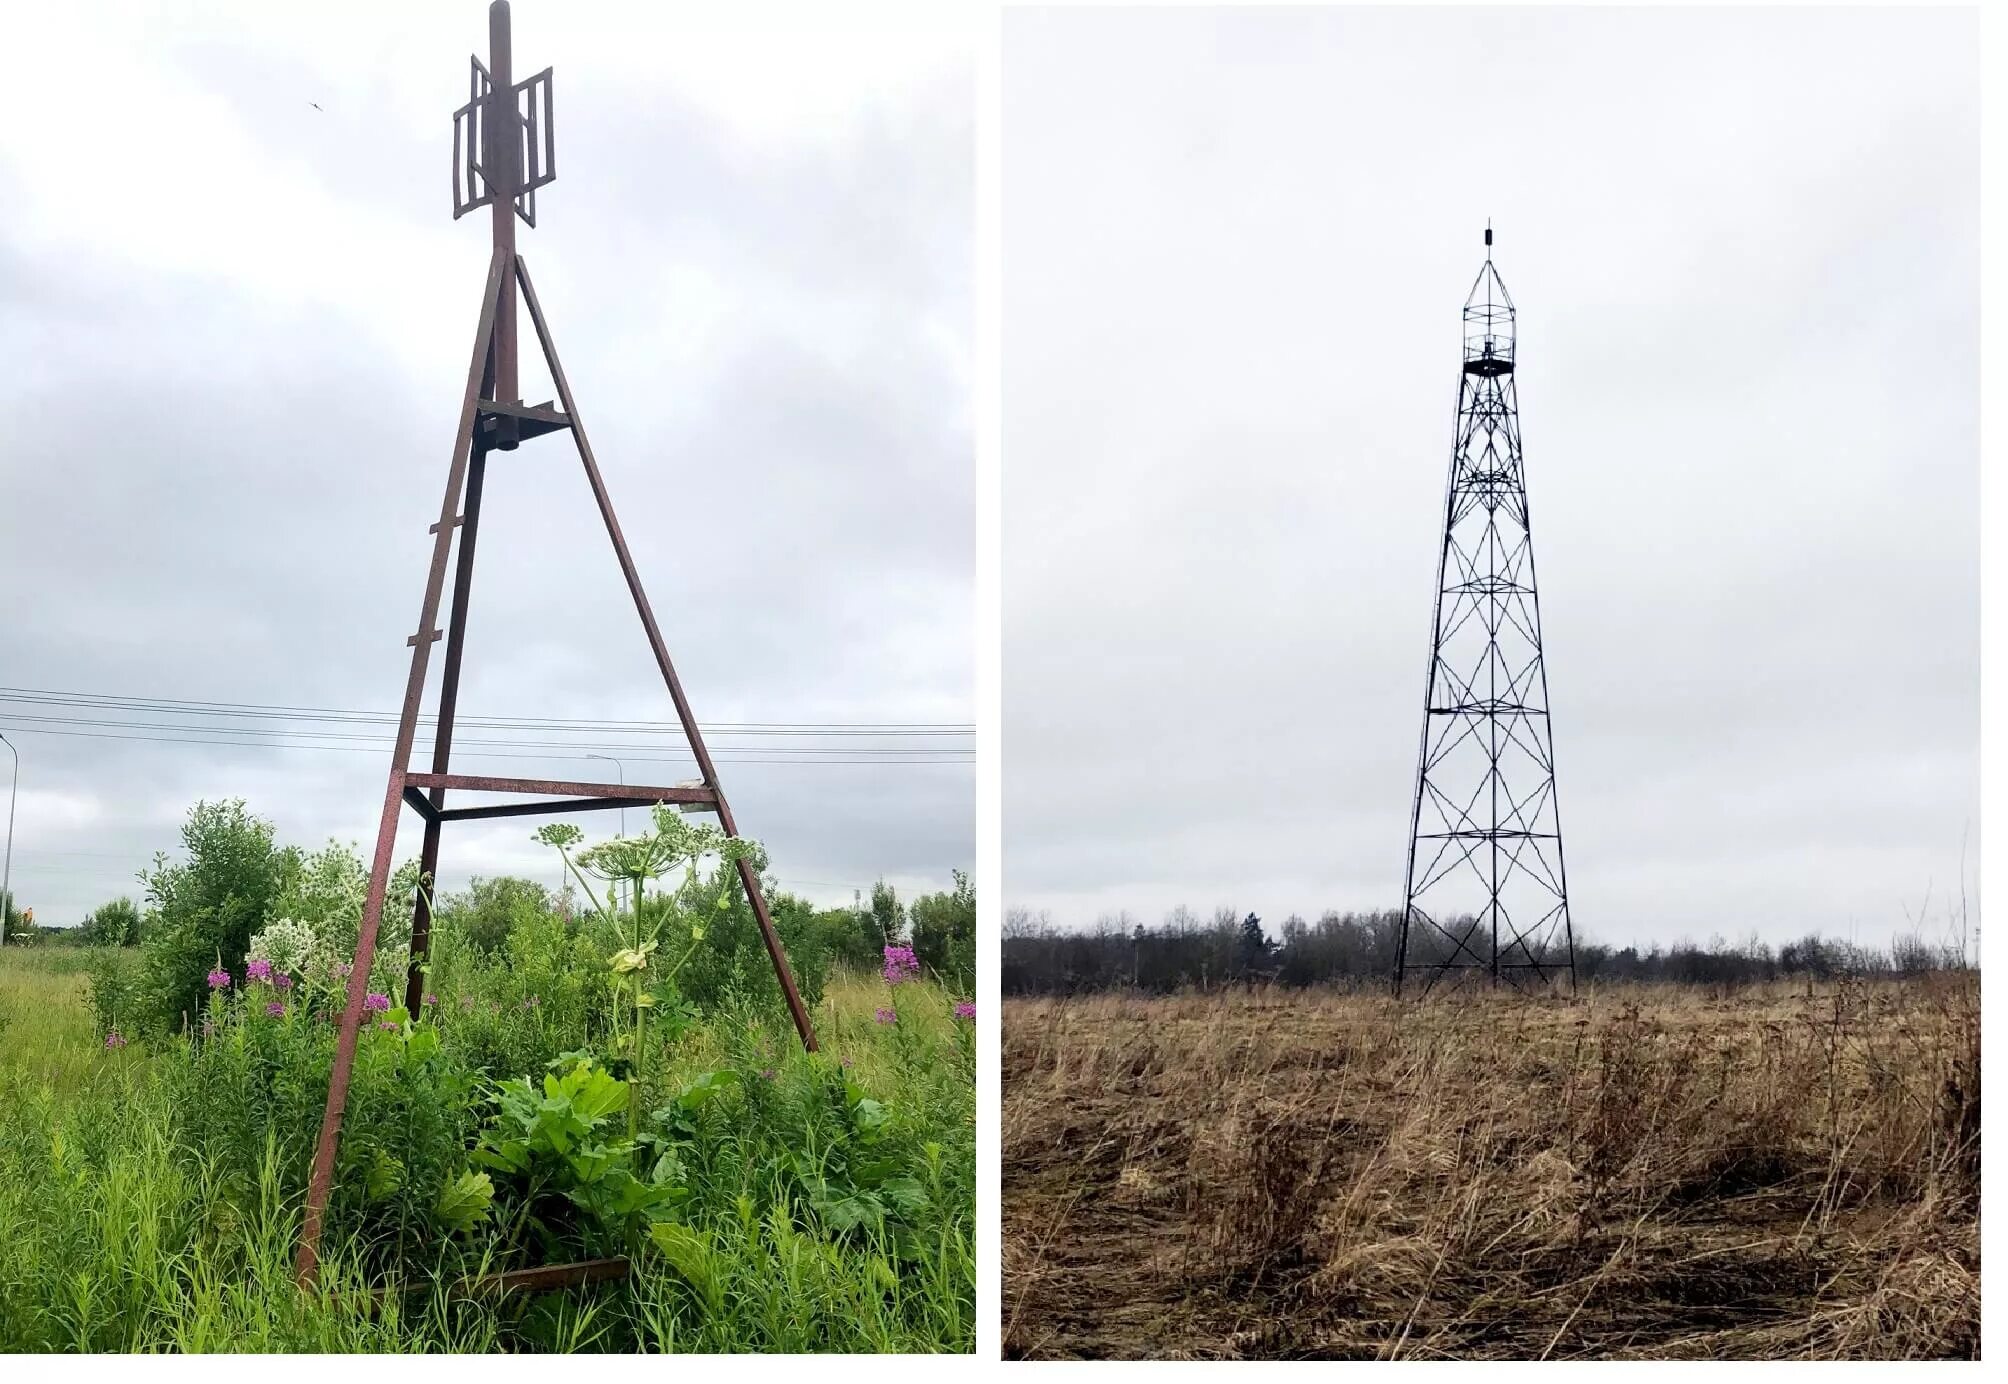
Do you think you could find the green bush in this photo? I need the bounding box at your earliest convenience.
[436,876,553,955]
[909,871,976,992]
[668,866,831,1020]
[135,801,286,1036]
[425,905,614,1082]
[81,898,143,948]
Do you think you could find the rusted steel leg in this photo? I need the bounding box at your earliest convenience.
[297,781,406,1288]
[733,839,817,1050]
[406,820,444,1019]
[514,255,817,1052]
[405,447,490,1016]
[296,249,509,1290]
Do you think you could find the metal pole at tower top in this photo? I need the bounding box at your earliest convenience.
[486,2,519,414]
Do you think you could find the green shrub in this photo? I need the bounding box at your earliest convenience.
[81,898,143,948]
[669,866,831,1019]
[909,871,976,992]
[134,801,286,1035]
[436,876,554,955]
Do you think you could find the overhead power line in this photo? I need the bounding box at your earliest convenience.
[0,687,971,735]
[0,685,972,767]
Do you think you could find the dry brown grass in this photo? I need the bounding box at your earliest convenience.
[1001,976,1979,1359]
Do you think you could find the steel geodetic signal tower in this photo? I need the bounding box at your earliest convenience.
[294,1,817,1290]
[1395,228,1576,998]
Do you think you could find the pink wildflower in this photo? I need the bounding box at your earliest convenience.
[953,1001,975,1022]
[363,992,391,1012]
[265,1001,286,1017]
[881,944,922,985]
[874,1007,897,1026]
[245,959,273,983]
[104,1030,128,1050]
[206,968,231,989]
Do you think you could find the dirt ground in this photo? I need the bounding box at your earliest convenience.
[1002,979,1978,1360]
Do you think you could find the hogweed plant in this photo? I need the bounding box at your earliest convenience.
[535,806,767,1137]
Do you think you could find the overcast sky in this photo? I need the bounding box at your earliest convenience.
[1003,6,1979,949]
[0,1,971,924]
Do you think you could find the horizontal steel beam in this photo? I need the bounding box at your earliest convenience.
[436,793,704,822]
[396,771,719,821]
[404,770,713,803]
[459,1256,631,1296]
[365,1256,632,1304]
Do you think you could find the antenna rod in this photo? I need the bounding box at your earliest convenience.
[486,1,518,409]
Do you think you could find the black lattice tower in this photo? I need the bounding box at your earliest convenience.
[1394,228,1576,997]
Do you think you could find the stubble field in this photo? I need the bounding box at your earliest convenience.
[1002,977,1978,1360]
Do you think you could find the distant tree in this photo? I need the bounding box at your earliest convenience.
[909,869,975,990]
[1238,912,1270,974]
[869,880,906,947]
[135,800,285,1034]
[82,897,143,948]
[442,876,552,953]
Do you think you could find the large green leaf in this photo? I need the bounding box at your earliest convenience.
[402,1026,440,1065]
[435,1169,494,1235]
[568,1066,630,1125]
[812,1189,885,1234]
[878,1175,931,1216]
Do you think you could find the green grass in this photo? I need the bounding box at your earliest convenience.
[0,949,974,1353]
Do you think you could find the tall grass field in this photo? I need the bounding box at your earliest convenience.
[1003,977,1977,1360]
[0,949,974,1352]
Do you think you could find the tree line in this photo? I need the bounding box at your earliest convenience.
[1002,905,1974,995]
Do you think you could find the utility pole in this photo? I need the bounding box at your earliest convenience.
[0,733,15,947]
[1395,227,1577,998]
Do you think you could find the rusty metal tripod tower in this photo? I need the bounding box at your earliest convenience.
[1394,228,1577,998]
[297,1,817,1286]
